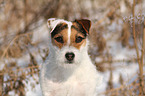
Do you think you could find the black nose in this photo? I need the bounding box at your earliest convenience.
[65,52,75,62]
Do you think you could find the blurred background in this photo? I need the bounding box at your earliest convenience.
[0,0,145,96]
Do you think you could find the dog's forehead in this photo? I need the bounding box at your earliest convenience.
[49,19,88,50]
[50,20,87,37]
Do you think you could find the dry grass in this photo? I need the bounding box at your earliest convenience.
[0,0,145,96]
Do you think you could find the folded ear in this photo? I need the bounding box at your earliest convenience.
[47,18,57,33]
[47,18,65,33]
[74,19,91,34]
[47,18,56,27]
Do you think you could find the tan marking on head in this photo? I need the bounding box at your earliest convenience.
[51,28,68,49]
[70,25,87,49]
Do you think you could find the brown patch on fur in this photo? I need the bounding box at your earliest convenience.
[72,22,79,29]
[70,27,86,49]
[51,28,68,49]
[51,22,87,49]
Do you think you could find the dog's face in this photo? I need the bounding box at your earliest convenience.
[48,18,91,66]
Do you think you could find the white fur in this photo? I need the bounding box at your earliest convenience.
[67,22,72,44]
[40,18,102,96]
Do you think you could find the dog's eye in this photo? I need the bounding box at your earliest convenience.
[75,36,84,43]
[54,36,64,43]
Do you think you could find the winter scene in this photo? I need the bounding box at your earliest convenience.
[0,0,145,96]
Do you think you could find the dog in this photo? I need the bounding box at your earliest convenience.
[40,18,101,96]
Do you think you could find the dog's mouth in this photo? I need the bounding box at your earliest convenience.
[65,61,74,64]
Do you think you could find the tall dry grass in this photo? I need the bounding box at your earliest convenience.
[0,0,145,96]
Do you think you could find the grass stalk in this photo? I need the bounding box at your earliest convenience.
[0,71,3,96]
[132,0,144,95]
[140,19,145,95]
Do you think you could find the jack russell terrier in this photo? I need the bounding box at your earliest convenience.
[40,18,102,96]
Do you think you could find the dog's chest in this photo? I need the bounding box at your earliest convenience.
[41,63,97,96]
[47,76,91,96]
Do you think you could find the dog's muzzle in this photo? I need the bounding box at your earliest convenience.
[65,52,75,63]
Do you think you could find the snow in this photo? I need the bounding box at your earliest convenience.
[25,76,42,96]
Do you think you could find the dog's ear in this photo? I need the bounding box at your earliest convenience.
[74,19,91,34]
[47,18,61,33]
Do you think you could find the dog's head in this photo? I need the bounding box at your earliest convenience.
[47,18,91,66]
